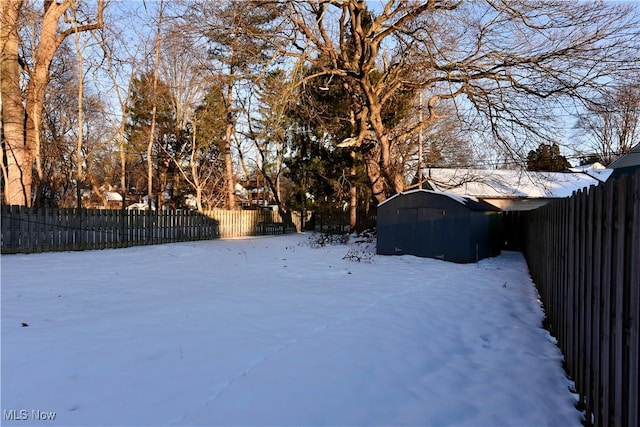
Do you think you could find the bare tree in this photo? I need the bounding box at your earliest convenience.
[1,0,104,206]
[244,69,293,209]
[27,36,115,209]
[98,26,145,208]
[91,0,171,209]
[576,82,640,165]
[288,0,640,203]
[174,92,227,211]
[392,95,474,189]
[158,22,208,206]
[71,3,96,208]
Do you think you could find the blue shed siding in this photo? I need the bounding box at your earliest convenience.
[377,190,501,263]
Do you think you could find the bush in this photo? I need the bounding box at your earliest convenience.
[308,232,350,248]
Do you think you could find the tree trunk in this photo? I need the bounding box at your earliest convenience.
[370,103,405,197]
[347,110,358,232]
[349,149,357,233]
[24,1,70,206]
[349,182,357,233]
[75,19,84,209]
[1,0,29,206]
[119,126,127,209]
[195,186,203,212]
[147,1,164,210]
[224,121,235,209]
[363,146,386,205]
[223,71,236,210]
[3,146,33,207]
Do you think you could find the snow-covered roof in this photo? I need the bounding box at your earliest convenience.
[423,168,601,199]
[104,191,123,202]
[568,163,613,182]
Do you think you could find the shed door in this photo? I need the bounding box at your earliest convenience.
[394,208,445,257]
[417,208,445,258]
[394,208,417,254]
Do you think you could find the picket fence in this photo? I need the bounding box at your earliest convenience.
[0,206,300,254]
[519,171,639,427]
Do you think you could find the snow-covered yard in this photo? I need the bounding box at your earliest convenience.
[1,233,581,426]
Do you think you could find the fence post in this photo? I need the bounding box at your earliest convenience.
[561,199,569,346]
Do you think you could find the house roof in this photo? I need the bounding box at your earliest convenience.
[608,142,640,170]
[422,168,601,199]
[104,191,123,202]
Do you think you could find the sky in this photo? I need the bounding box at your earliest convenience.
[1,233,583,426]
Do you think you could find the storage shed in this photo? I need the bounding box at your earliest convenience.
[377,190,502,263]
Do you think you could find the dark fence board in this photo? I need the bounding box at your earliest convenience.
[588,187,601,425]
[584,188,594,419]
[611,178,626,427]
[601,180,614,427]
[567,194,576,376]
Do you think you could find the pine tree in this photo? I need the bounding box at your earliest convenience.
[526,143,571,171]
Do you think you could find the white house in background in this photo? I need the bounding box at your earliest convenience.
[422,168,605,211]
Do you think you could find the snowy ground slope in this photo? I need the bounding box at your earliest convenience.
[1,233,581,426]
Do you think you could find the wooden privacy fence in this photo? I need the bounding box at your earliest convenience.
[1,206,300,254]
[518,171,639,427]
[202,208,299,239]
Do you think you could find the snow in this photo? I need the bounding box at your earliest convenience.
[1,233,582,426]
[424,168,601,199]
[569,163,613,182]
[104,192,123,202]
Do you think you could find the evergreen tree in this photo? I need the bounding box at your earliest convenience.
[526,143,571,171]
[284,60,370,223]
[125,71,186,204]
